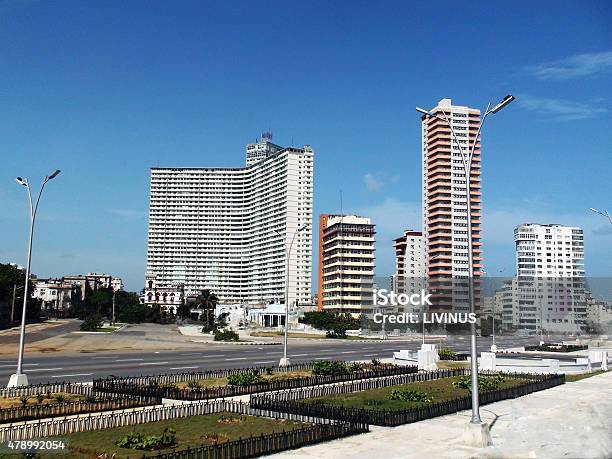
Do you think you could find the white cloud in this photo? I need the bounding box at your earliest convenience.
[518,96,606,121]
[527,51,612,80]
[363,173,384,192]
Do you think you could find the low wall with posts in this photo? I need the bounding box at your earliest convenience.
[479,351,609,374]
[0,399,368,443]
[250,371,565,427]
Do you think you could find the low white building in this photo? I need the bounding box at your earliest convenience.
[141,273,185,313]
[247,303,302,328]
[32,279,75,317]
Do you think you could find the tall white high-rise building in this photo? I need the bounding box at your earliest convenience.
[513,223,586,332]
[146,134,314,306]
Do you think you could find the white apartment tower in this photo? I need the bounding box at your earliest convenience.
[514,223,586,333]
[421,98,482,311]
[146,134,314,306]
[392,230,426,294]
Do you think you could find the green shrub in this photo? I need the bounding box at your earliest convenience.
[388,388,433,403]
[53,394,66,403]
[348,362,364,372]
[213,329,239,341]
[186,380,201,391]
[370,358,381,366]
[35,394,44,404]
[452,374,504,392]
[227,372,267,386]
[116,427,176,450]
[80,314,103,331]
[438,347,456,360]
[312,360,349,376]
[19,395,29,407]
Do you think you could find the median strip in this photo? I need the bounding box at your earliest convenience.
[51,373,94,378]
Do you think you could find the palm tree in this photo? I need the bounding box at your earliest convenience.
[195,289,219,328]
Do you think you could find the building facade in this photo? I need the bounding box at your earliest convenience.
[392,230,425,294]
[318,214,375,314]
[63,273,123,300]
[513,223,586,333]
[146,134,314,306]
[32,279,75,317]
[421,98,483,311]
[141,273,185,312]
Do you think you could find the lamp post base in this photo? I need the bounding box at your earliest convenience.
[490,344,497,352]
[278,357,291,367]
[7,373,28,388]
[461,421,493,448]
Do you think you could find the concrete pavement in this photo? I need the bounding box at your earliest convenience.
[267,371,612,459]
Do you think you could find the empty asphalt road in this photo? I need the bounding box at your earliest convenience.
[0,335,541,385]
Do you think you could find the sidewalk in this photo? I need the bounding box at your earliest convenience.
[267,371,612,459]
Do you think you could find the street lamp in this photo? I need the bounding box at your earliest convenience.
[416,95,514,426]
[590,208,612,225]
[8,170,61,387]
[275,223,309,367]
[11,284,25,323]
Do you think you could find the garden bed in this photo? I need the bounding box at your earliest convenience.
[525,344,588,353]
[303,375,524,411]
[26,412,307,458]
[250,371,565,426]
[0,382,160,423]
[94,361,418,400]
[3,408,367,459]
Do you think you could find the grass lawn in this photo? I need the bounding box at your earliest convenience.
[304,375,527,411]
[0,392,88,409]
[173,370,314,389]
[565,370,609,382]
[23,412,308,459]
[437,361,469,370]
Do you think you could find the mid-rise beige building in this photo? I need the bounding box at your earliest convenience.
[318,215,375,314]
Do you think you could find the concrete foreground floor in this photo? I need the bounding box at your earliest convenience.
[268,371,612,459]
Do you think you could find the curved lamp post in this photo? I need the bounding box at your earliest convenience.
[590,208,612,225]
[8,170,61,387]
[415,95,514,425]
[275,223,309,367]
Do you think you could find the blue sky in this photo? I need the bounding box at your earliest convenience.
[1,0,611,291]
